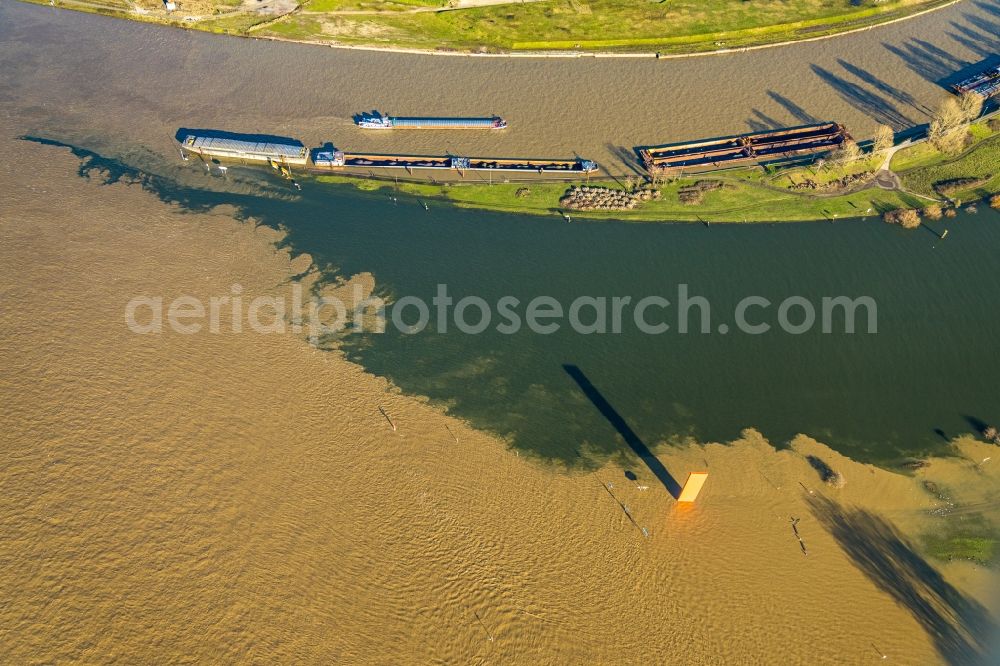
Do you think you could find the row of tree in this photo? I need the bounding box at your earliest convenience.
[824,90,986,170]
[928,91,985,154]
[826,124,891,170]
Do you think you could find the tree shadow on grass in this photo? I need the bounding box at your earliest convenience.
[809,494,997,665]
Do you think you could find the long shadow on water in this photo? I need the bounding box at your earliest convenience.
[973,0,1000,19]
[563,364,682,498]
[766,91,819,124]
[810,65,912,128]
[810,494,997,665]
[883,40,966,85]
[835,59,931,116]
[745,108,783,133]
[963,11,1000,48]
[946,22,1000,62]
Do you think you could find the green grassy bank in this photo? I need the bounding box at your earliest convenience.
[893,119,1000,202]
[23,0,953,55]
[264,0,952,54]
[313,171,913,222]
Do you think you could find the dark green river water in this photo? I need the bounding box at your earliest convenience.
[291,182,1000,465]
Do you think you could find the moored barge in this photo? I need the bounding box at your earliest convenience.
[312,148,596,174]
[640,122,851,174]
[356,115,508,130]
[177,129,596,177]
[953,60,1000,99]
[180,132,308,166]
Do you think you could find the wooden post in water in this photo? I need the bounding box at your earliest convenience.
[378,406,396,431]
[790,517,808,556]
[474,611,494,642]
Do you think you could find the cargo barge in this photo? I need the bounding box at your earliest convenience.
[639,122,851,174]
[177,130,597,177]
[356,115,507,130]
[953,61,1000,99]
[180,132,308,166]
[312,148,597,174]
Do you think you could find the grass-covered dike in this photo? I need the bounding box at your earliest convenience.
[22,0,955,56]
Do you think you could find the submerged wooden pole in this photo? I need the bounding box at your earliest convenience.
[474,611,494,642]
[378,406,396,431]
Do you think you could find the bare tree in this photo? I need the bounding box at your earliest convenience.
[929,98,968,154]
[834,140,862,168]
[883,208,921,229]
[873,124,894,155]
[959,91,984,123]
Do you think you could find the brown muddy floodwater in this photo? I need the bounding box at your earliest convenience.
[2,0,999,174]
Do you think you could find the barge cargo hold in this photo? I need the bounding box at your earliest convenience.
[640,122,851,174]
[180,132,308,166]
[312,148,597,174]
[356,115,508,130]
[953,61,1000,99]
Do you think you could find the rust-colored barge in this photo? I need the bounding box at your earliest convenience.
[639,122,851,174]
